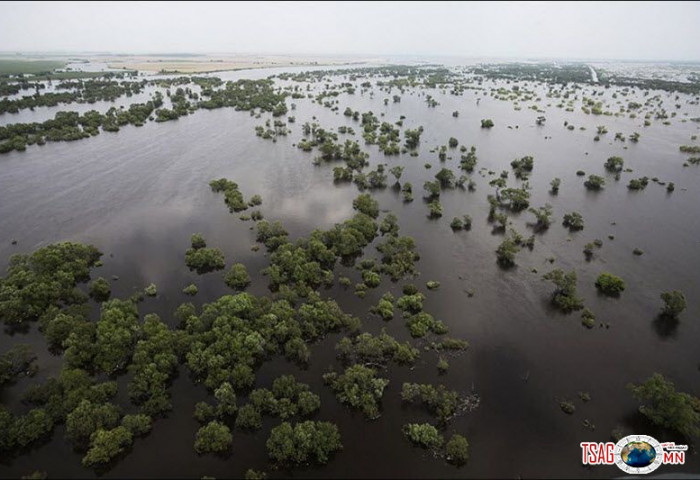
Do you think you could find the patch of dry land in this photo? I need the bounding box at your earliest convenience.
[100,54,377,73]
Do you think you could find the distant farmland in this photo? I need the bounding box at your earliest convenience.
[0,59,66,75]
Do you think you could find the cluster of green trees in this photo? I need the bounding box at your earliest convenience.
[1,91,79,114]
[194,420,231,455]
[528,204,553,230]
[401,382,463,425]
[184,233,225,274]
[0,344,37,386]
[435,168,457,188]
[562,212,584,231]
[628,373,700,437]
[224,263,251,291]
[510,155,534,179]
[251,200,412,297]
[127,313,181,416]
[0,79,44,96]
[376,234,420,281]
[550,177,561,194]
[370,292,395,320]
[403,422,443,448]
[193,375,320,440]
[0,205,445,469]
[473,63,593,84]
[679,145,700,154]
[584,174,605,190]
[498,187,531,212]
[89,277,111,302]
[93,299,141,374]
[352,193,379,218]
[266,421,342,466]
[450,215,472,231]
[460,146,478,172]
[335,330,419,366]
[0,97,162,153]
[0,79,147,114]
[209,178,251,212]
[255,118,291,140]
[1,397,50,453]
[627,176,649,190]
[0,242,102,325]
[237,375,320,430]
[199,78,287,114]
[1,222,393,467]
[402,424,469,465]
[255,220,290,251]
[394,292,447,338]
[17,365,150,467]
[542,269,584,312]
[595,273,625,296]
[404,127,423,149]
[375,121,402,155]
[604,156,624,172]
[301,129,371,177]
[323,364,389,419]
[496,236,520,268]
[660,291,686,319]
[183,291,359,390]
[151,76,222,90]
[1,77,288,154]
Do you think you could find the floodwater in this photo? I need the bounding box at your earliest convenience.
[1,63,700,478]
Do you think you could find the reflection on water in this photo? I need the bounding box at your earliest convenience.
[0,64,699,478]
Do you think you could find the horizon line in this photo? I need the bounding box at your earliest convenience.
[1,51,699,65]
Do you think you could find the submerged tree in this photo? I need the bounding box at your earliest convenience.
[81,426,133,468]
[224,263,251,291]
[542,269,584,312]
[604,156,624,173]
[403,423,443,449]
[389,166,404,186]
[628,373,700,438]
[496,238,519,268]
[185,234,225,274]
[352,193,379,219]
[445,434,469,465]
[528,204,553,230]
[89,278,111,302]
[659,291,687,319]
[584,174,605,190]
[323,364,389,420]
[550,177,561,194]
[562,212,584,231]
[266,421,341,466]
[194,421,232,455]
[595,273,625,296]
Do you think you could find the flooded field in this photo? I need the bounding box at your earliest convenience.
[1,62,699,478]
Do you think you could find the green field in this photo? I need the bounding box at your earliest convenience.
[0,59,67,75]
[0,59,66,75]
[0,59,137,80]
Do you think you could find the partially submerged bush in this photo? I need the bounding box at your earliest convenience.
[595,273,625,296]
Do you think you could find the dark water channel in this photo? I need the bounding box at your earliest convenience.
[1,64,699,478]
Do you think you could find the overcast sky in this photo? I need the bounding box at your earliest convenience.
[1,1,699,61]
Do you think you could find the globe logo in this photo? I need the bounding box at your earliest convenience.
[621,441,656,468]
[614,435,664,474]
